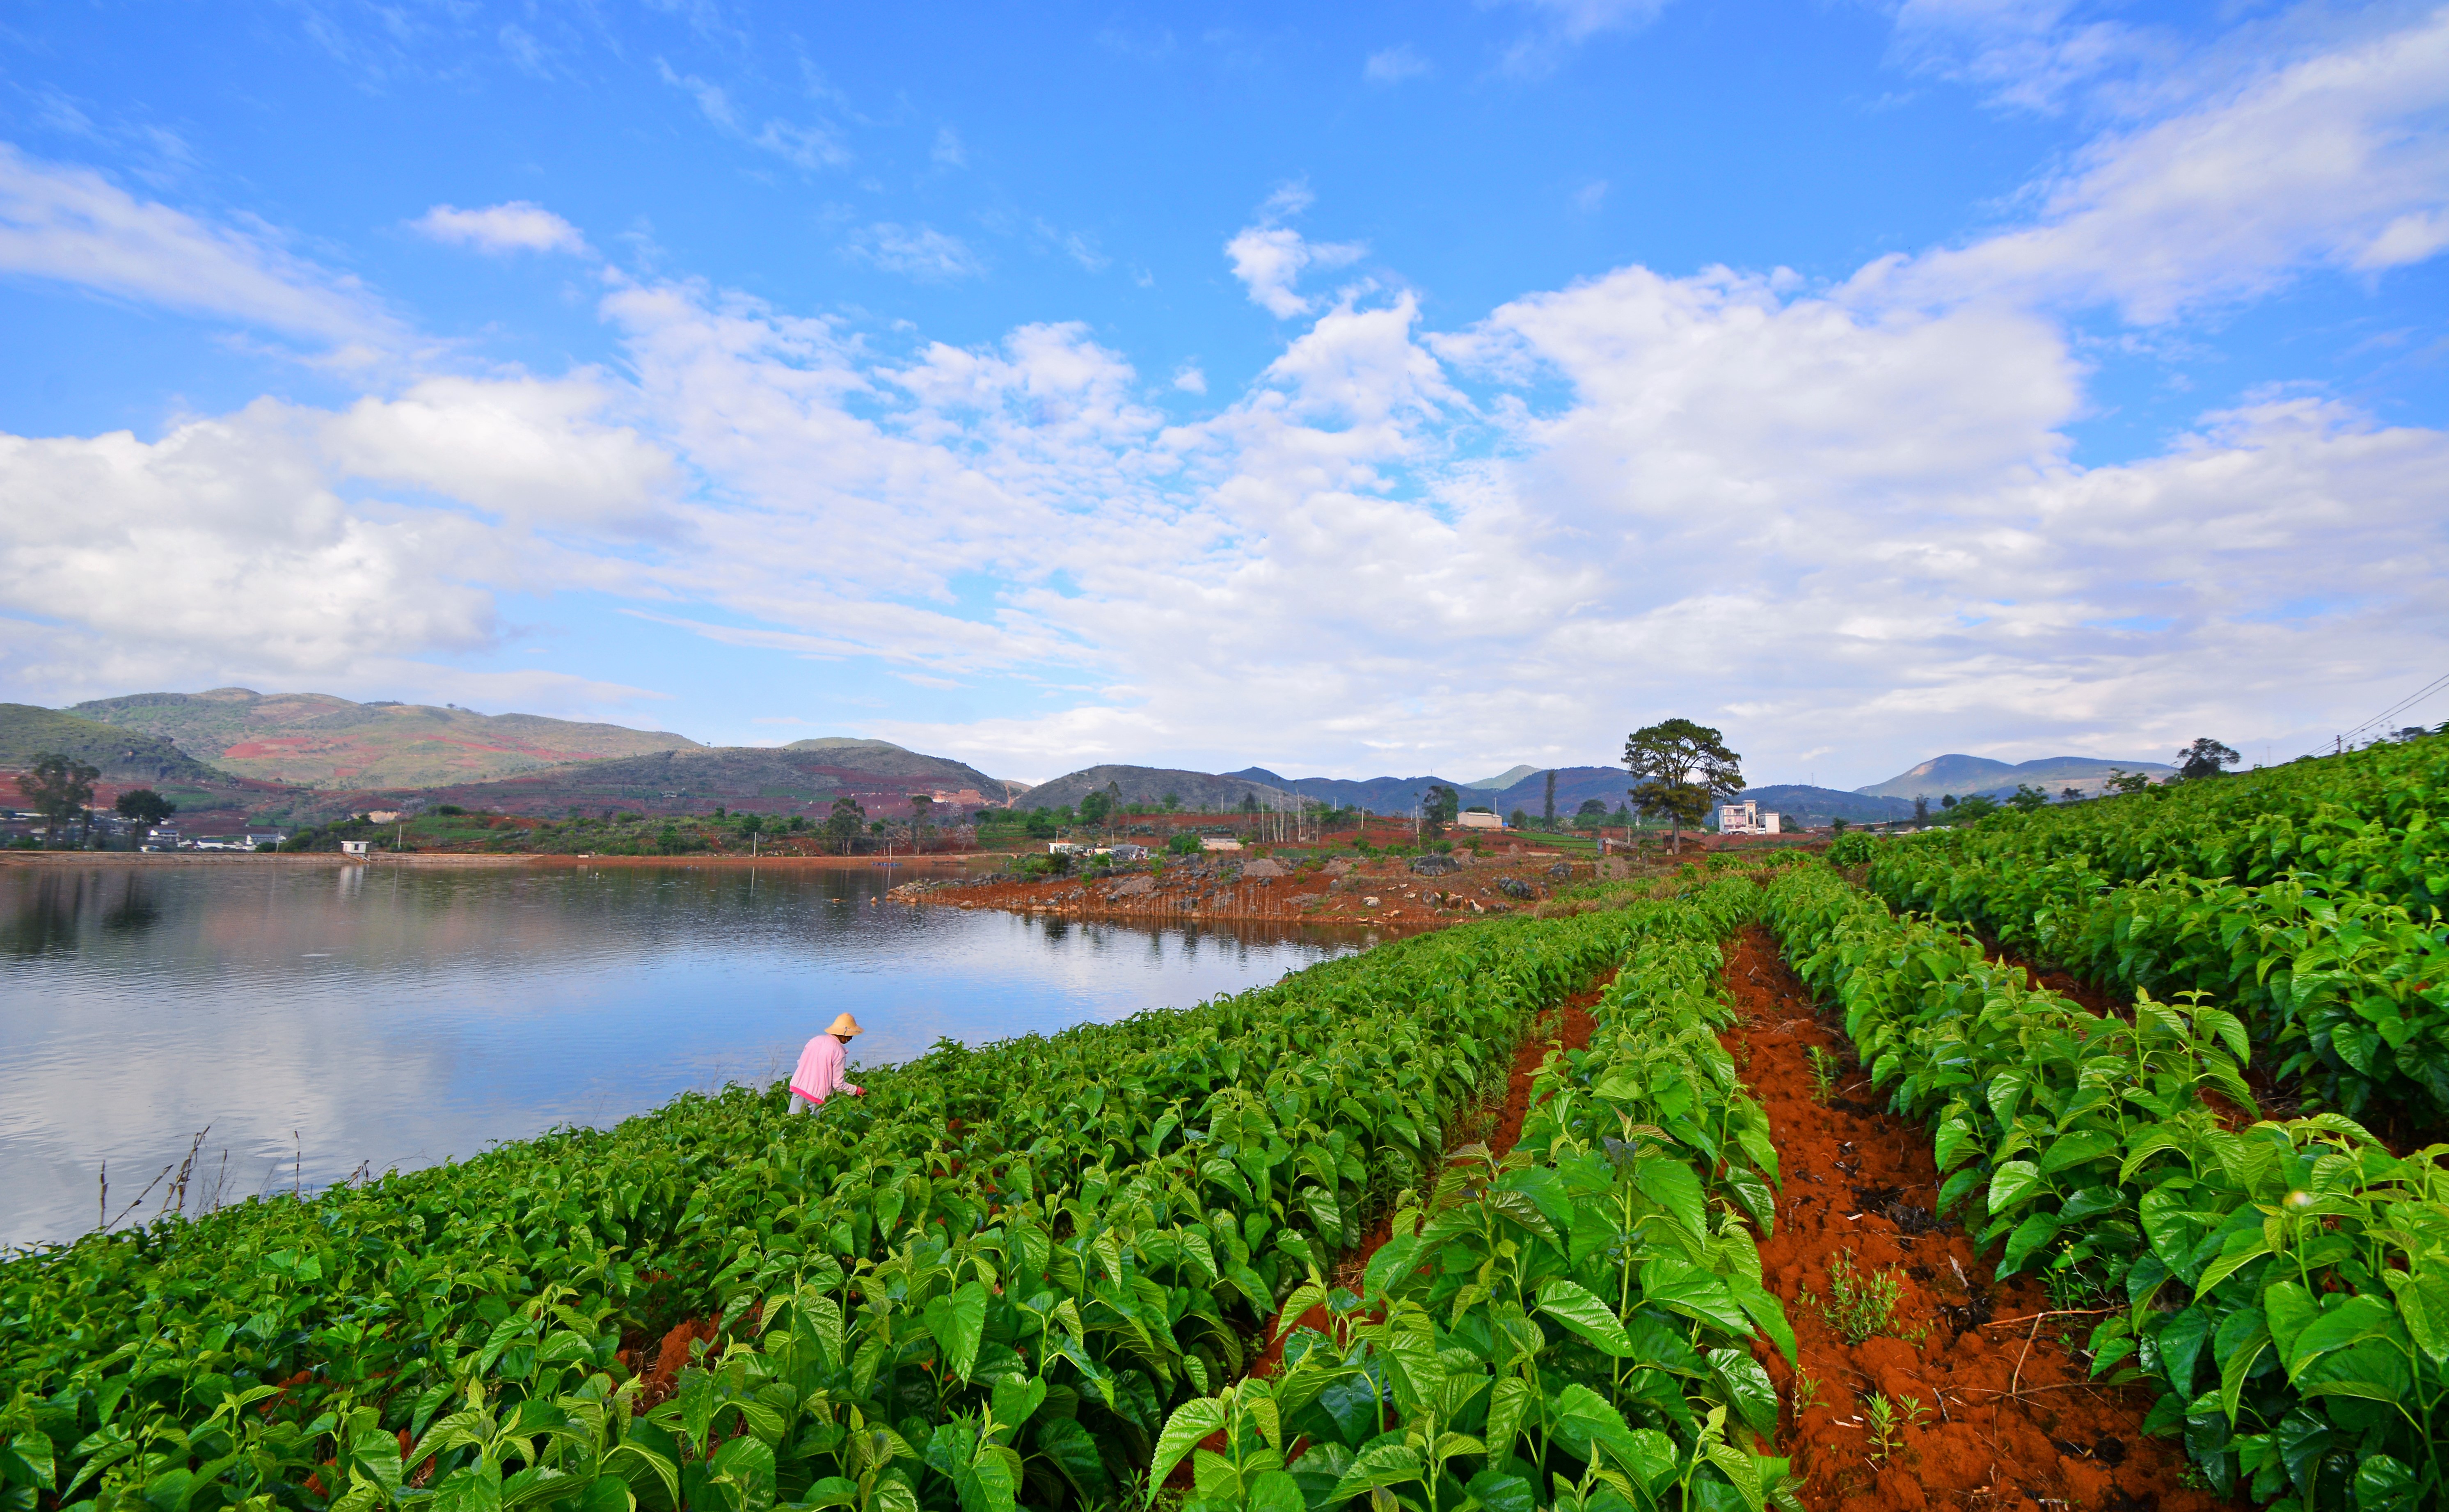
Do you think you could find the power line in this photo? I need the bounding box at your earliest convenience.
[2307,668,2449,759]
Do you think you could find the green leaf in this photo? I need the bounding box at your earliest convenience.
[2036,1128,2118,1176]
[2353,1455,2419,1512]
[989,1375,1046,1437]
[1639,1258,1752,1337]
[1707,1349,1778,1438]
[1634,1157,1708,1242]
[1465,1470,1536,1512]
[1998,1210,2060,1277]
[1146,1397,1226,1502]
[1482,1378,1535,1462]
[1537,1280,1635,1358]
[1361,1235,1422,1303]
[1932,1119,1976,1174]
[922,1282,991,1384]
[1985,1160,2043,1216]
[797,1477,858,1510]
[1246,1470,1304,1512]
[2284,1297,2396,1381]
[1701,1442,1765,1512]
[1031,1418,1110,1502]
[1326,1443,1425,1502]
[2381,1270,2449,1366]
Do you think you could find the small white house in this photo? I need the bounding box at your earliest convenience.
[1717,802,1781,835]
[1453,810,1505,830]
[1199,837,1245,852]
[339,839,374,857]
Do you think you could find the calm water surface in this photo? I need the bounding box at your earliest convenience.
[0,860,1364,1248]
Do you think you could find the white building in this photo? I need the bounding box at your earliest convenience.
[1717,801,1781,835]
[1453,810,1506,830]
[1199,836,1245,852]
[339,839,373,857]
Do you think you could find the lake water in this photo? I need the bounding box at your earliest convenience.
[0,860,1363,1249]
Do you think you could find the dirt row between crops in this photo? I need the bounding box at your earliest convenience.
[1721,925,2242,1512]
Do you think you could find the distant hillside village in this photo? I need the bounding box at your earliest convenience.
[1,687,2235,856]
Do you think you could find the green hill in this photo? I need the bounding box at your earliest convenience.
[0,704,231,786]
[71,689,702,789]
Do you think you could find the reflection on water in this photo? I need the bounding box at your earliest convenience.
[0,862,1358,1247]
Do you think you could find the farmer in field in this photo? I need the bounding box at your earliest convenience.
[790,1013,867,1112]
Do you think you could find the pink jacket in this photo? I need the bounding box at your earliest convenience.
[791,1034,863,1104]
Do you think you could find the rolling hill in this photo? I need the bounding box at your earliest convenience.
[1019,765,1302,814]
[1854,753,2174,802]
[0,704,232,786]
[70,689,701,789]
[343,740,1019,821]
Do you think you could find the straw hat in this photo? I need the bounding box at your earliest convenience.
[826,1012,865,1038]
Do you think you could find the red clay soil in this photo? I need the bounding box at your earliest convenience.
[1722,926,2243,1512]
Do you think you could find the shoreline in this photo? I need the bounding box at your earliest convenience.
[0,850,1000,870]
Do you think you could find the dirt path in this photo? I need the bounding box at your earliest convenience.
[1721,926,2241,1512]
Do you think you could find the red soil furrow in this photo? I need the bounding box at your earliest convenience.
[1721,926,2243,1512]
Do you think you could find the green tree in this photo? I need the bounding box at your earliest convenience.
[1165,832,1202,857]
[2007,784,2049,812]
[20,753,99,844]
[1509,807,1529,828]
[2175,737,2241,780]
[1623,718,1743,854]
[1161,791,1181,812]
[1078,790,1113,826]
[2104,768,2152,795]
[824,796,866,854]
[1573,797,1607,831]
[1422,784,1459,831]
[114,788,176,826]
[1542,770,1557,829]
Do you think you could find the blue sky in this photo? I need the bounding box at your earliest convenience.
[3,0,2446,787]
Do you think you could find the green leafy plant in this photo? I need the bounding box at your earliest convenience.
[1805,1046,1840,1101]
[1815,1252,1904,1345]
[1861,1392,1925,1465]
[1767,860,2449,1509]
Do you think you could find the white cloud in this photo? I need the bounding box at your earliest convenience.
[848,223,987,281]
[1868,7,2449,321]
[657,61,850,170]
[932,126,966,168]
[0,143,397,344]
[1225,223,1366,319]
[1364,45,1433,84]
[1888,0,2159,113]
[1497,0,1674,73]
[413,201,591,256]
[11,8,2449,781]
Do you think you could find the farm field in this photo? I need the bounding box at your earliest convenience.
[5,736,2443,1512]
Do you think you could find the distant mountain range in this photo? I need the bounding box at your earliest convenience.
[388,739,1018,820]
[1852,753,2174,801]
[71,689,700,789]
[6,686,2188,829]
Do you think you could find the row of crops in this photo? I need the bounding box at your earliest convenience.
[1782,736,2449,1510]
[0,872,1797,1512]
[1146,875,1801,1512]
[1849,737,2449,1124]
